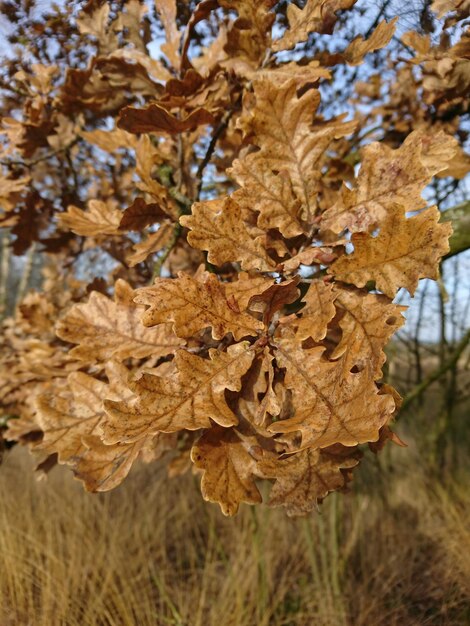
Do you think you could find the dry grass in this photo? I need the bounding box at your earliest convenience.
[0,441,469,626]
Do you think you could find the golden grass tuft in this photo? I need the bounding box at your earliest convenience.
[0,442,469,626]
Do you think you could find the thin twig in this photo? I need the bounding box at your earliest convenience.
[0,138,80,169]
[195,109,234,200]
[151,222,182,282]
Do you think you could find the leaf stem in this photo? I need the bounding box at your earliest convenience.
[196,109,234,201]
[150,222,182,281]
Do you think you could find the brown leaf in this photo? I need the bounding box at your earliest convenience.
[72,435,145,492]
[270,335,395,449]
[343,19,397,66]
[249,278,300,326]
[0,173,30,212]
[272,0,356,51]
[81,127,138,152]
[134,272,264,340]
[431,0,470,18]
[58,200,121,236]
[224,273,275,311]
[239,80,356,223]
[330,205,452,298]
[134,136,179,218]
[35,362,140,491]
[281,247,337,272]
[180,197,276,272]
[259,446,361,515]
[77,3,117,52]
[321,130,458,234]
[285,279,337,342]
[191,427,263,516]
[330,286,406,379]
[181,0,219,69]
[230,158,305,238]
[156,0,182,68]
[56,279,183,362]
[103,342,255,442]
[126,224,173,267]
[119,197,169,231]
[118,103,215,134]
[258,61,331,88]
[238,348,282,428]
[401,31,431,56]
[219,0,274,69]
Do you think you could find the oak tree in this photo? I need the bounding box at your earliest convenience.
[0,0,468,515]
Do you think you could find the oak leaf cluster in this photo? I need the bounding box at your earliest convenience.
[0,0,468,515]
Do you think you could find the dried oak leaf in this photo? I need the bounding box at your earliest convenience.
[258,61,331,89]
[118,103,214,134]
[58,199,121,236]
[238,347,282,429]
[230,159,305,238]
[103,342,255,442]
[0,173,30,212]
[369,385,406,453]
[321,130,458,234]
[225,273,275,311]
[72,435,145,491]
[284,279,337,342]
[272,0,356,51]
[249,278,300,326]
[181,0,218,68]
[330,205,452,298]
[134,137,179,219]
[80,127,138,152]
[219,0,274,69]
[35,362,142,491]
[330,286,406,379]
[126,223,173,267]
[281,246,337,272]
[270,335,395,449]
[237,80,356,224]
[134,272,264,340]
[259,446,361,516]
[180,197,276,272]
[156,0,182,69]
[119,197,169,230]
[56,279,183,362]
[191,427,263,516]
[431,0,470,18]
[342,18,397,66]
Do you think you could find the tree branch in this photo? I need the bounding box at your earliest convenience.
[442,201,470,260]
[400,327,470,414]
[0,138,80,169]
[195,109,234,200]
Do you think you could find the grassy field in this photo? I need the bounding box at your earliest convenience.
[1,432,469,626]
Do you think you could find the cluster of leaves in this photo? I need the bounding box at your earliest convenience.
[0,0,468,515]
